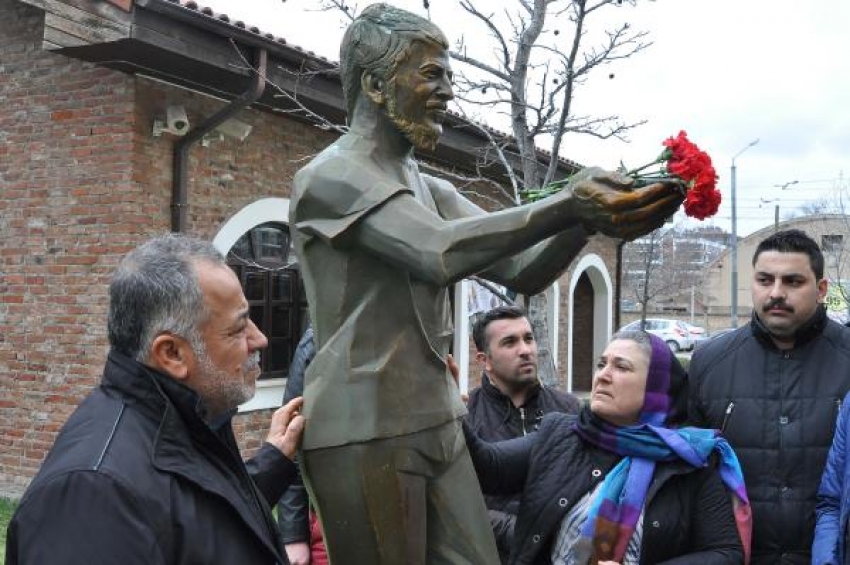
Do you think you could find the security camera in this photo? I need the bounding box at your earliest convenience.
[152,105,190,137]
[166,105,190,134]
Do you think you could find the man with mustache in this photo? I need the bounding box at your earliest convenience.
[689,228,850,564]
[290,4,682,563]
[7,234,305,564]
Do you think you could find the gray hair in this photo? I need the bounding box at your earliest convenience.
[107,234,225,361]
[609,329,653,361]
[340,3,447,117]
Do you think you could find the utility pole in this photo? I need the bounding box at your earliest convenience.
[730,138,760,328]
[690,285,696,325]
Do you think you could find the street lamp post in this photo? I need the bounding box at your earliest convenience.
[730,138,760,328]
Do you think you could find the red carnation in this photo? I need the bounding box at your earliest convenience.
[627,130,721,220]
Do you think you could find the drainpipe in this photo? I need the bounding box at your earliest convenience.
[615,240,624,330]
[171,48,268,232]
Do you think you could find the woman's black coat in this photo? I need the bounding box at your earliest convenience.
[465,413,744,565]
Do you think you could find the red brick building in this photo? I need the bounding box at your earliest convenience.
[0,0,622,496]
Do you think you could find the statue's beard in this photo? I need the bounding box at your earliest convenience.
[385,79,441,151]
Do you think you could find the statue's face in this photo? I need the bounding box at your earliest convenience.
[385,39,454,151]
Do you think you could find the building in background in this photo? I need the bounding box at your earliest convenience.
[621,225,731,319]
[703,215,850,326]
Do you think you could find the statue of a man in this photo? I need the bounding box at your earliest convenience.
[290,4,681,564]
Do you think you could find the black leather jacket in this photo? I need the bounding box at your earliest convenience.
[689,307,850,565]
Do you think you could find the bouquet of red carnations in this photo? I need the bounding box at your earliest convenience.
[523,131,721,220]
[628,130,721,220]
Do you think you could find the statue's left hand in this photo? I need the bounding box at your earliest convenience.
[266,397,305,460]
[570,168,684,241]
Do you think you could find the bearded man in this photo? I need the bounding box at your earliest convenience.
[7,234,305,564]
[290,4,682,564]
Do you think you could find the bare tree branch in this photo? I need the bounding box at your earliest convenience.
[227,38,348,137]
[469,276,518,305]
[459,0,513,71]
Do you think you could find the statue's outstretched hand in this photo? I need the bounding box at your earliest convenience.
[571,168,684,241]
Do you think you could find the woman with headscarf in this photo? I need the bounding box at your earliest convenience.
[463,330,751,564]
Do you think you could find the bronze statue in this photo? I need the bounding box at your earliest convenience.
[289,4,682,564]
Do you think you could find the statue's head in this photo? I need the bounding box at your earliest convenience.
[340,3,453,150]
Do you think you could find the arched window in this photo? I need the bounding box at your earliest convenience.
[227,222,309,380]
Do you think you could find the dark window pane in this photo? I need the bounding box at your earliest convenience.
[225,221,306,382]
[245,271,266,301]
[272,272,295,302]
[271,305,293,338]
[253,226,289,264]
[250,305,265,335]
[268,338,290,372]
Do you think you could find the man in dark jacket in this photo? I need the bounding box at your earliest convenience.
[689,229,850,564]
[277,326,327,565]
[465,304,580,563]
[6,234,305,565]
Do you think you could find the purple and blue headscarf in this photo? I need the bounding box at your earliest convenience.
[572,332,751,564]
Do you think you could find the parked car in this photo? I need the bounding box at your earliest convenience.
[693,327,738,351]
[683,322,708,346]
[619,318,695,352]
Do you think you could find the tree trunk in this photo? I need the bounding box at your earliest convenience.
[525,291,559,389]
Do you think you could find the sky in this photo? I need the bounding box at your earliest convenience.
[197,0,850,237]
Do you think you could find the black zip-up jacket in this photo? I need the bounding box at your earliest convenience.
[464,413,743,565]
[6,351,295,565]
[689,307,850,565]
[277,327,315,544]
[465,375,580,562]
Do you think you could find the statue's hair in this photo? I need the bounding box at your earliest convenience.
[340,3,447,117]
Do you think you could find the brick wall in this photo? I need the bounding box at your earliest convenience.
[1,1,138,495]
[0,0,338,494]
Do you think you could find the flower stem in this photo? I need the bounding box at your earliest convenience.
[626,158,664,176]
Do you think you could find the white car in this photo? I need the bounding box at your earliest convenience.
[619,318,695,352]
[683,322,708,346]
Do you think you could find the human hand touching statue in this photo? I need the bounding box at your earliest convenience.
[568,167,684,241]
[284,541,311,565]
[265,397,305,460]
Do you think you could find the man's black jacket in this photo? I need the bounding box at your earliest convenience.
[689,307,850,564]
[7,351,295,564]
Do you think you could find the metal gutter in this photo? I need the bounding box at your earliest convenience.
[171,47,267,232]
